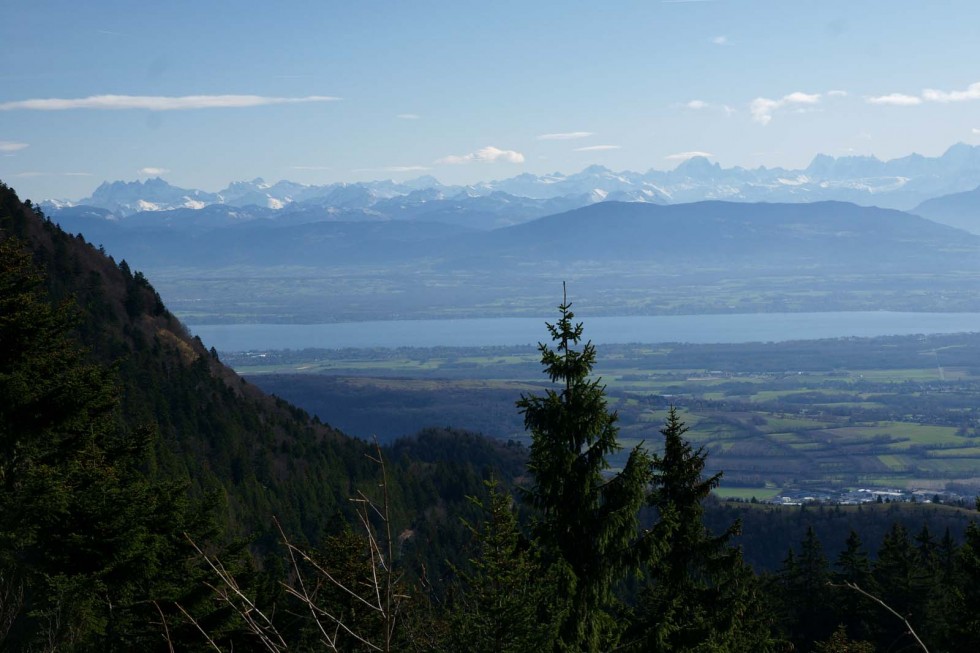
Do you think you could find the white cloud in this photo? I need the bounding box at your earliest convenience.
[138,167,169,176]
[0,94,339,111]
[537,131,593,140]
[0,141,28,152]
[665,151,713,161]
[827,90,848,97]
[866,93,922,106]
[397,113,420,120]
[711,36,728,46]
[922,81,980,103]
[973,128,980,135]
[684,100,735,115]
[574,145,620,152]
[750,91,820,125]
[866,81,980,107]
[437,146,525,165]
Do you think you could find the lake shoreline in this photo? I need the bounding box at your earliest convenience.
[189,311,980,352]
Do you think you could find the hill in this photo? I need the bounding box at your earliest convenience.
[912,184,980,234]
[453,200,978,270]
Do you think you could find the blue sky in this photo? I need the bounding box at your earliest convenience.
[3,0,980,200]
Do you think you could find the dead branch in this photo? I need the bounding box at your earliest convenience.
[829,581,930,653]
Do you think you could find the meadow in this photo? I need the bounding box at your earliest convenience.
[225,331,980,496]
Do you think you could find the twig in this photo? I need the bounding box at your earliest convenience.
[829,581,930,653]
[175,602,222,653]
[153,601,175,653]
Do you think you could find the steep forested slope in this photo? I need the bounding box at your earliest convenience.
[0,181,524,649]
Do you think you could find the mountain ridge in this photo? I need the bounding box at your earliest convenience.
[39,142,980,225]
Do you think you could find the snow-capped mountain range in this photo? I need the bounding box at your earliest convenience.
[41,143,980,228]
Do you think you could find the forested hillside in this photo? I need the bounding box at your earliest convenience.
[0,182,522,649]
[4,179,980,651]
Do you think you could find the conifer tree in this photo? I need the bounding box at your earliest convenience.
[831,530,877,643]
[948,519,980,650]
[873,522,930,649]
[776,527,835,651]
[517,287,650,652]
[628,407,771,652]
[448,480,563,653]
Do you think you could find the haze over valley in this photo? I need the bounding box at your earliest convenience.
[36,143,980,327]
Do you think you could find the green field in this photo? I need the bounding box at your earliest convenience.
[227,332,980,496]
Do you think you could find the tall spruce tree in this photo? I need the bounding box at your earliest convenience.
[873,522,930,649]
[627,407,771,652]
[775,527,835,651]
[517,288,650,652]
[832,530,877,644]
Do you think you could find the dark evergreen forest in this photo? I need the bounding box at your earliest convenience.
[2,180,980,651]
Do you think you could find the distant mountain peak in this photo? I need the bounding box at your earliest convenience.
[57,141,980,219]
[674,156,720,176]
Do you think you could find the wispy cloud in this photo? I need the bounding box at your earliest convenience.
[867,81,980,107]
[750,91,820,125]
[537,131,593,140]
[138,167,169,176]
[866,93,922,106]
[922,81,980,103]
[827,90,848,97]
[973,128,980,135]
[0,94,339,111]
[0,141,28,152]
[683,100,735,115]
[665,151,713,161]
[290,165,333,171]
[574,145,620,152]
[711,36,728,46]
[437,146,524,165]
[396,113,420,120]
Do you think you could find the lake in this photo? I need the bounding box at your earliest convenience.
[189,311,980,351]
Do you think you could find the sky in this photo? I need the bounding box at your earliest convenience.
[3,0,980,201]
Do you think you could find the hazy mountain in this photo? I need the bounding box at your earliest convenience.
[911,184,980,234]
[51,197,980,276]
[444,200,979,272]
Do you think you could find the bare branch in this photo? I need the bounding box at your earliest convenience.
[153,601,175,653]
[175,602,223,652]
[829,581,930,653]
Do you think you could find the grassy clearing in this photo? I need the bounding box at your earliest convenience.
[878,455,910,471]
[929,447,980,457]
[713,486,780,500]
[758,416,830,432]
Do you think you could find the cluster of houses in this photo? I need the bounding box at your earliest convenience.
[766,487,971,506]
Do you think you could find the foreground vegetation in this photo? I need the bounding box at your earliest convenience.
[5,181,980,651]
